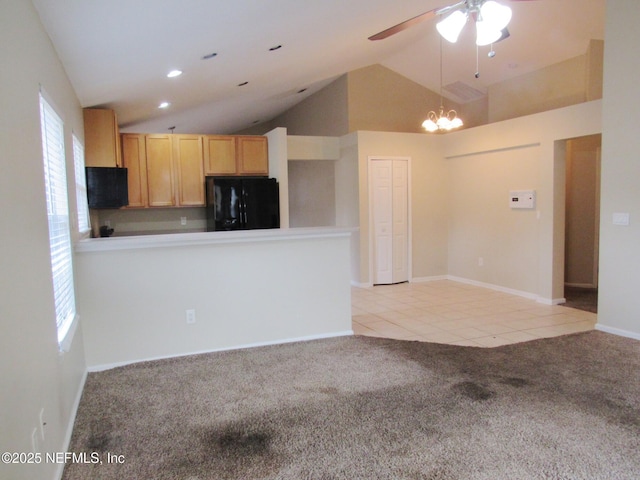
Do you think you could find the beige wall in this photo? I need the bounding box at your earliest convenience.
[271,75,349,136]
[488,40,603,124]
[488,55,587,123]
[447,144,541,294]
[97,206,207,235]
[347,65,465,133]
[586,39,604,101]
[272,64,486,137]
[0,2,87,479]
[440,101,602,302]
[597,0,640,338]
[565,135,601,288]
[288,161,336,227]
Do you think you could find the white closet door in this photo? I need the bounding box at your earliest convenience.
[372,160,393,284]
[392,160,409,283]
[372,159,409,285]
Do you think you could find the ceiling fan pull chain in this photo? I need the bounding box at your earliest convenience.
[475,43,480,78]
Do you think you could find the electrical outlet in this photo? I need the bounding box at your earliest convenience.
[478,257,484,266]
[180,216,187,226]
[186,309,196,324]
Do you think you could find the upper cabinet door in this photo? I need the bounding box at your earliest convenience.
[237,136,268,175]
[83,108,122,167]
[173,135,205,206]
[121,134,147,208]
[145,134,175,207]
[204,135,237,175]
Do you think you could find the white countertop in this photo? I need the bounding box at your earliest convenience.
[75,226,357,253]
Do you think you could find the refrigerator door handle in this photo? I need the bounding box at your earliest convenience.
[241,192,245,226]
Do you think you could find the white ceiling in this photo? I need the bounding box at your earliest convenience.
[31,0,605,135]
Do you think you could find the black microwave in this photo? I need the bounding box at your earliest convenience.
[86,167,129,209]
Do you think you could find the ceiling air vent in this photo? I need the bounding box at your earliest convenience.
[442,81,486,104]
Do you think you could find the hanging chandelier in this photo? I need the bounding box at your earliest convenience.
[422,39,463,133]
[422,105,463,132]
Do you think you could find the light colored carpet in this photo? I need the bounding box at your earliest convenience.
[63,331,640,479]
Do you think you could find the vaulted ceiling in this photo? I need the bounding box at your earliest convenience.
[32,0,605,134]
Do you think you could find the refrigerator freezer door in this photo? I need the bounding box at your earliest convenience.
[207,178,242,230]
[241,178,280,229]
[206,177,279,231]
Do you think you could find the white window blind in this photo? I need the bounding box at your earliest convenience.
[73,134,91,234]
[39,93,77,348]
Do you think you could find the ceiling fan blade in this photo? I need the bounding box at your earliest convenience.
[368,9,438,41]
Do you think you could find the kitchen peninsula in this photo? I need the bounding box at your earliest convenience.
[75,227,354,370]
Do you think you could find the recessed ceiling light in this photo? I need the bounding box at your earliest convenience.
[202,52,218,60]
[269,45,282,51]
[167,70,182,78]
[158,102,170,109]
[237,81,249,87]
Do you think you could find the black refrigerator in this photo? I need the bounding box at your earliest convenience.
[206,177,280,231]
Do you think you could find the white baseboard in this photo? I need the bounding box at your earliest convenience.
[55,369,88,480]
[411,275,449,283]
[446,275,539,301]
[351,280,371,288]
[88,330,354,372]
[595,324,640,341]
[538,297,567,306]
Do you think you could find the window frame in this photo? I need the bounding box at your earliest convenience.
[39,92,78,352]
[73,133,91,236]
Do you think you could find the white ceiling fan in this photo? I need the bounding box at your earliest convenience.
[368,0,536,45]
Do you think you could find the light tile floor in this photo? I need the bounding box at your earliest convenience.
[352,280,597,347]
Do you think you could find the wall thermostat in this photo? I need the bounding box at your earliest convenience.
[509,190,536,209]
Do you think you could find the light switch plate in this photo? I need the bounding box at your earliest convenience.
[612,212,630,226]
[509,190,536,209]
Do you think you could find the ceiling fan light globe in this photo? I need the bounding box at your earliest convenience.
[436,10,467,43]
[476,22,503,46]
[480,1,512,32]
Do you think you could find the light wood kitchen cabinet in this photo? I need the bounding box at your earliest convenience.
[83,108,122,167]
[121,134,147,208]
[121,133,205,208]
[172,135,205,206]
[203,135,236,175]
[120,132,264,209]
[145,134,175,207]
[237,136,269,175]
[204,135,268,176]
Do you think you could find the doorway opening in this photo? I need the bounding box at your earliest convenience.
[564,134,601,313]
[369,157,411,286]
